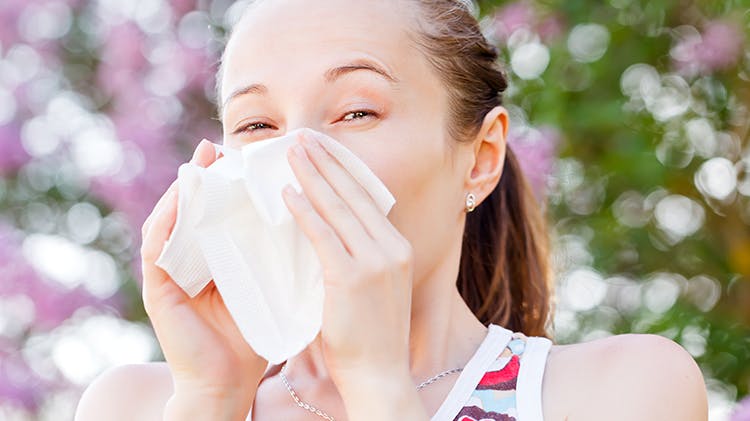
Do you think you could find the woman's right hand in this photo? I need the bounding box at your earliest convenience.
[139,140,267,420]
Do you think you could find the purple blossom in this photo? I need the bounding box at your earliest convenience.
[490,1,536,43]
[87,101,187,230]
[537,13,566,44]
[489,1,565,45]
[170,0,199,20]
[0,123,29,175]
[0,348,48,411]
[671,20,745,77]
[732,395,750,421]
[91,22,189,229]
[96,22,149,100]
[0,0,25,47]
[175,41,218,92]
[0,222,110,330]
[0,222,115,412]
[507,124,560,201]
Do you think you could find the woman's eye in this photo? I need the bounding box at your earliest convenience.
[341,109,378,122]
[232,109,378,135]
[233,121,273,135]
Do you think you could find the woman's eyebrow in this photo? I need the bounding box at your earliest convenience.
[324,59,400,85]
[222,83,267,111]
[222,59,399,111]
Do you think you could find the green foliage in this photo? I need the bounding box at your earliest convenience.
[478,0,750,404]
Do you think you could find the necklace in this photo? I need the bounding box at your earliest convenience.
[278,362,463,421]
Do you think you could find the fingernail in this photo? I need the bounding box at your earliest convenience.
[191,140,208,162]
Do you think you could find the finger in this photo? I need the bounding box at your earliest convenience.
[297,132,402,247]
[141,191,177,276]
[193,139,217,168]
[141,190,183,312]
[286,140,373,257]
[141,190,177,312]
[142,179,179,237]
[142,139,216,237]
[281,184,353,271]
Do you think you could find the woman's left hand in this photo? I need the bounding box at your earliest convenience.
[281,130,425,417]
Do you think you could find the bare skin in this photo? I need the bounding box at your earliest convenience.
[75,0,708,420]
[74,333,707,420]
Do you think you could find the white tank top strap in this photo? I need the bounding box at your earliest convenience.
[246,324,521,421]
[515,335,553,421]
[430,323,514,421]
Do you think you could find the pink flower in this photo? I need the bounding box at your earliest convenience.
[489,1,566,45]
[732,395,750,421]
[175,41,217,93]
[0,123,29,175]
[170,0,198,20]
[671,20,745,77]
[0,222,118,412]
[507,124,560,202]
[490,1,536,43]
[0,349,50,411]
[537,13,566,44]
[96,22,149,100]
[0,222,110,329]
[0,0,25,46]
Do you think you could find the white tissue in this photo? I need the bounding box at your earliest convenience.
[154,127,396,365]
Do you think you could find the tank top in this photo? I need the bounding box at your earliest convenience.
[246,323,552,421]
[435,323,552,421]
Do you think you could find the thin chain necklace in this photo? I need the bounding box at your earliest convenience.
[277,362,462,421]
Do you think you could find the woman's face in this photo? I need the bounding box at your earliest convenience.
[220,0,485,287]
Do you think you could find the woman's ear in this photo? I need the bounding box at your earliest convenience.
[464,105,509,206]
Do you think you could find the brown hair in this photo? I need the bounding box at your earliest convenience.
[405,0,555,339]
[217,0,555,340]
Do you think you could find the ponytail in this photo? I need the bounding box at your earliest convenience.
[407,0,555,338]
[457,148,554,338]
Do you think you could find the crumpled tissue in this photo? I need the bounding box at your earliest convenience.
[153,127,396,365]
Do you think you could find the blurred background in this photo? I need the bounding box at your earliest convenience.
[0,0,748,419]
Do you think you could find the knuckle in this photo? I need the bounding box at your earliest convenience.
[329,199,351,218]
[142,299,159,321]
[141,278,167,318]
[363,254,388,274]
[392,239,414,269]
[311,223,336,247]
[319,222,336,240]
[139,242,149,259]
[399,238,414,259]
[140,241,158,263]
[349,190,370,208]
[140,284,155,315]
[393,239,414,263]
[142,294,154,316]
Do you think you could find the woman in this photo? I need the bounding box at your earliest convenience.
[75,0,709,420]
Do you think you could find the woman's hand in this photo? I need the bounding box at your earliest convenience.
[140,140,267,420]
[281,131,428,418]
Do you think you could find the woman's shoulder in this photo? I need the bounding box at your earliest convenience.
[74,362,174,421]
[542,332,708,421]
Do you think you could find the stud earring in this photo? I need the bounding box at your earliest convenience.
[465,192,476,213]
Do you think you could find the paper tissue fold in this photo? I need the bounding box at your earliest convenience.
[154,127,396,365]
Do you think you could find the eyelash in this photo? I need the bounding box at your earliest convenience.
[232,109,379,135]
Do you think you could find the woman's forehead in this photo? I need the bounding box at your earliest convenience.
[220,0,420,98]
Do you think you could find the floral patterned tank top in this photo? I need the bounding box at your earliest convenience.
[246,324,552,421]
[431,324,553,421]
